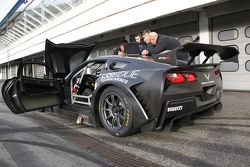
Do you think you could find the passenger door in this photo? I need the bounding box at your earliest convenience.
[2,62,64,114]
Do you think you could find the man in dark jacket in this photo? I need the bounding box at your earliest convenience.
[142,32,181,55]
[134,33,147,54]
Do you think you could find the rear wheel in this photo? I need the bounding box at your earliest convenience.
[99,86,134,137]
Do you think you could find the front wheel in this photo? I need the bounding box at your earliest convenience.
[99,86,134,137]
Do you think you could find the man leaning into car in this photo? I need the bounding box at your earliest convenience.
[142,31,181,56]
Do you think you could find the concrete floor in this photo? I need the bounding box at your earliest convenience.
[0,79,250,167]
[36,91,250,167]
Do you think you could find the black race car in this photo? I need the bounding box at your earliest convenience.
[2,39,238,137]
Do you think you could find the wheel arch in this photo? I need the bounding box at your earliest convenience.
[91,83,127,127]
[91,82,150,129]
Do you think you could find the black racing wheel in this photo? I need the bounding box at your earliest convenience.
[99,86,134,137]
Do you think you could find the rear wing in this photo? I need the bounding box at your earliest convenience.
[153,42,239,65]
[181,43,239,65]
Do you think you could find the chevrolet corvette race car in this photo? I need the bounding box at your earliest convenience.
[2,39,238,137]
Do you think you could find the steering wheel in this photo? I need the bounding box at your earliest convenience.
[85,75,97,89]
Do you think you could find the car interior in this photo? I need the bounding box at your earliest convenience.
[70,62,104,106]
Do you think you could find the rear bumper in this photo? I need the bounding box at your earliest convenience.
[139,87,223,132]
[154,96,221,131]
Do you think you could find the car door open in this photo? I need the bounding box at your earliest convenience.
[2,62,64,114]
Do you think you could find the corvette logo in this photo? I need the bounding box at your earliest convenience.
[201,73,215,85]
[204,73,210,81]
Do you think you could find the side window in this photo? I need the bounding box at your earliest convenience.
[22,64,33,77]
[22,64,54,79]
[109,61,129,71]
[85,62,104,76]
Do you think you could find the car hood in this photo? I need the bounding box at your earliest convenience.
[45,39,95,78]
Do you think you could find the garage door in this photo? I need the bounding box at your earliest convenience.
[212,10,250,91]
[156,21,199,45]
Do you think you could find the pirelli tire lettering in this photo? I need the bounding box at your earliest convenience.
[125,109,130,127]
[123,97,130,127]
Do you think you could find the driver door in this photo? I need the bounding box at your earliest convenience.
[2,62,64,114]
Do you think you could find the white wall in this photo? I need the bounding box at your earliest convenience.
[199,11,210,63]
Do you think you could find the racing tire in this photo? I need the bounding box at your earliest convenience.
[99,86,134,137]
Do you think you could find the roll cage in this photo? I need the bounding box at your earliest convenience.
[70,61,105,106]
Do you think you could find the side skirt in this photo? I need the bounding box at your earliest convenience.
[50,104,96,126]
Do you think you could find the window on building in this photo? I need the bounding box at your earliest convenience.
[0,68,2,80]
[2,67,6,79]
[218,29,238,41]
[245,26,250,38]
[99,50,105,56]
[220,62,239,72]
[245,44,250,55]
[245,60,250,71]
[90,51,97,58]
[10,63,17,77]
[107,48,114,55]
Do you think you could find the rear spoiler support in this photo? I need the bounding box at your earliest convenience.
[201,50,216,64]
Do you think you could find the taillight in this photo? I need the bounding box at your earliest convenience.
[165,73,196,84]
[215,69,221,78]
[183,73,196,82]
[165,73,185,84]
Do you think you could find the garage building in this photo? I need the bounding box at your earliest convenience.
[0,0,249,90]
